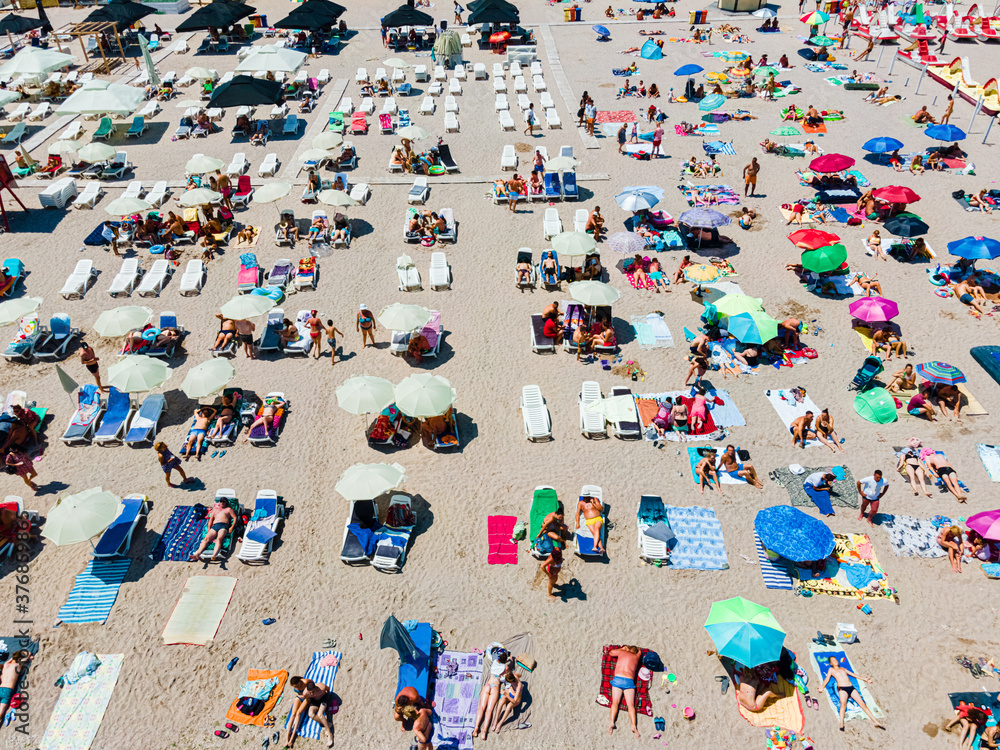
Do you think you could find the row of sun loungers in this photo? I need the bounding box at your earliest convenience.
[520,383,640,442]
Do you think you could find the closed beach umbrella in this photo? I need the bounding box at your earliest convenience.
[967,510,1000,541]
[0,297,41,326]
[181,358,235,398]
[607,232,647,255]
[553,231,598,258]
[704,596,785,667]
[93,306,153,337]
[883,213,928,237]
[381,614,420,664]
[106,355,170,393]
[396,125,431,141]
[854,387,898,424]
[395,374,456,418]
[754,506,835,562]
[674,63,704,76]
[683,264,722,284]
[105,197,152,217]
[714,294,764,318]
[56,81,145,117]
[42,488,122,547]
[336,376,395,415]
[947,236,1000,260]
[467,0,518,25]
[848,296,899,323]
[336,462,407,501]
[317,189,359,207]
[254,182,291,203]
[873,185,920,204]
[788,228,840,249]
[77,142,117,163]
[433,30,463,57]
[862,136,904,153]
[545,155,580,172]
[312,131,344,151]
[186,154,226,175]
[569,280,621,306]
[699,94,726,112]
[800,243,847,272]
[0,48,75,79]
[178,188,222,207]
[725,311,778,344]
[915,361,966,385]
[809,153,855,173]
[208,75,283,109]
[679,208,731,228]
[220,294,275,320]
[378,303,432,331]
[925,123,966,141]
[614,189,659,212]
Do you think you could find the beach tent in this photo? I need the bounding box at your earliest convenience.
[641,39,663,60]
[853,387,897,424]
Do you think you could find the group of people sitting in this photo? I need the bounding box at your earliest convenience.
[406,209,448,242]
[615,78,660,99]
[359,77,393,98]
[761,139,820,157]
[684,155,723,178]
[538,301,616,359]
[392,139,442,175]
[758,16,781,30]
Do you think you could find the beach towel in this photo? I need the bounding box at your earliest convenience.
[734,674,804,733]
[703,141,737,156]
[809,645,884,722]
[597,645,653,716]
[687,447,746,485]
[431,650,483,750]
[755,532,795,589]
[232,227,261,249]
[630,314,674,350]
[876,514,948,558]
[772,464,859,509]
[805,271,856,297]
[151,503,209,561]
[162,576,237,646]
[951,692,1000,749]
[480,632,534,730]
[39,654,123,750]
[238,252,258,268]
[57,558,131,625]
[891,384,987,419]
[226,669,288,726]
[664,505,728,570]
[488,515,518,565]
[801,119,827,134]
[596,110,637,123]
[765,389,823,446]
[978,444,1000,482]
[284,651,342,740]
[799,533,894,599]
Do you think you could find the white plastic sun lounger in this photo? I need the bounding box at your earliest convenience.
[521,385,552,442]
[235,489,284,564]
[60,259,97,299]
[448,78,462,95]
[429,252,451,290]
[408,176,428,204]
[226,152,248,177]
[545,108,561,129]
[495,93,509,111]
[147,180,169,207]
[258,153,279,176]
[501,144,517,170]
[419,96,435,115]
[498,110,515,131]
[136,259,173,297]
[579,381,607,438]
[444,112,459,132]
[397,254,422,291]
[543,208,562,240]
[474,63,487,79]
[179,259,205,295]
[445,95,458,113]
[108,257,141,297]
[73,181,103,209]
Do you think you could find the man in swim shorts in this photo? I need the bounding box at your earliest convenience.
[608,645,642,738]
[182,407,216,459]
[189,501,236,561]
[576,494,605,553]
[720,444,763,488]
[820,656,884,731]
[234,318,256,359]
[790,412,816,448]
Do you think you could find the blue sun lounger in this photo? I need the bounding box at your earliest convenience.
[94,387,134,445]
[544,172,561,200]
[61,384,105,445]
[562,172,579,200]
[93,494,149,557]
[396,621,433,701]
[124,393,166,445]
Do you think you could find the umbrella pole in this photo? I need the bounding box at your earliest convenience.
[888,50,897,76]
[915,66,926,95]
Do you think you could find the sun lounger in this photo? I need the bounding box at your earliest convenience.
[528,485,560,559]
[609,386,642,439]
[341,499,378,564]
[573,208,589,232]
[177,259,204,296]
[235,489,284,564]
[543,208,562,240]
[493,76,507,94]
[294,257,317,290]
[372,495,416,571]
[544,172,562,200]
[282,115,300,137]
[73,181,103,209]
[27,102,50,121]
[540,92,555,109]
[521,385,552,441]
[449,78,462,95]
[517,248,537,291]
[34,314,79,361]
[495,93,509,111]
[514,75,527,94]
[637,495,671,562]
[258,153,279,176]
[575,485,607,557]
[438,144,459,172]
[124,393,166,445]
[267,259,294,289]
[207,388,255,444]
[3,313,40,362]
[107,258,141,298]
[419,96,434,115]
[563,172,579,200]
[579,381,606,438]
[444,111,459,132]
[498,110,515,130]
[258,309,284,352]
[93,494,148,557]
[58,122,83,140]
[237,253,261,292]
[138,100,160,119]
[94,387,135,445]
[60,259,97,300]
[444,95,458,113]
[382,97,397,114]
[429,252,451,290]
[473,62,488,80]
[408,176,429,204]
[136,259,173,297]
[501,144,517,170]
[428,81,443,96]
[145,180,168,207]
[532,74,547,92]
[226,152,248,178]
[124,115,146,138]
[6,103,28,121]
[437,207,457,243]
[122,181,144,200]
[397,254,422,291]
[61,384,105,445]
[247,392,287,445]
[517,93,531,111]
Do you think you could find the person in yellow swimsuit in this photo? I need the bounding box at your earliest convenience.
[576,494,605,553]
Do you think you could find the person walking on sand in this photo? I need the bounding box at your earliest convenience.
[155,441,190,487]
[188,500,236,561]
[235,318,255,359]
[79,342,105,392]
[617,122,627,154]
[857,469,887,526]
[5,449,37,491]
[325,320,343,365]
[820,656,885,731]
[357,304,376,348]
[941,94,954,124]
[305,310,323,359]
[541,544,562,600]
[524,103,538,136]
[585,97,597,136]
[743,157,759,197]
[651,122,664,157]
[576,494,605,553]
[607,646,642,738]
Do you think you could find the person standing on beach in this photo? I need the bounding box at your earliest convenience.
[651,122,663,157]
[743,157,759,197]
[357,304,376,348]
[155,441,190,487]
[5,449,37,491]
[857,470,887,526]
[454,0,463,25]
[79,342,105,392]
[524,103,537,136]
[617,123,627,154]
[235,318,255,359]
[607,646,642,738]
[542,545,563,600]
[585,98,597,136]
[305,310,323,359]
[101,221,121,257]
[325,320,343,365]
[941,95,954,124]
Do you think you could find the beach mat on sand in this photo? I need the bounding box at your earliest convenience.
[799,533,894,599]
[755,532,795,589]
[801,119,827,134]
[162,576,237,646]
[39,654,124,750]
[731,671,804,733]
[232,227,261,249]
[771,465,859,509]
[226,669,288,726]
[978,444,1000,482]
[596,110,637,123]
[431,650,483,750]
[809,645,884,722]
[687,446,746,485]
[151,503,209,561]
[892,384,987,418]
[597,645,653,716]
[488,515,518,565]
[875,514,948,558]
[765,389,823,447]
[284,651,341,740]
[480,633,534,730]
[664,505,728,570]
[57,558,131,625]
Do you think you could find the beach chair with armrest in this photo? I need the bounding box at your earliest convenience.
[3,314,40,362]
[34,314,80,361]
[518,249,537,290]
[125,116,146,138]
[429,252,451,290]
[438,208,457,243]
[92,494,149,557]
[147,181,168,207]
[60,260,97,300]
[545,172,562,200]
[92,117,114,140]
[538,249,560,289]
[258,309,284,352]
[6,103,28,121]
[609,386,642,439]
[61,384,105,445]
[282,115,300,137]
[232,175,253,208]
[349,112,368,134]
[267,259,294,289]
[226,152,248,177]
[501,144,517,171]
[575,485,606,557]
[563,172,579,200]
[373,495,416,572]
[146,312,186,358]
[99,151,132,181]
[408,176,429,204]
[637,495,671,562]
[94,387,135,445]
[397,255,422,291]
[237,252,261,292]
[73,181,103,209]
[179,259,204,296]
[341,499,378,565]
[521,385,552,441]
[136,259,173,297]
[124,393,166,445]
[543,208,562,240]
[236,489,285,564]
[138,100,160,119]
[258,153,279,176]
[0,258,22,297]
[579,381,607,438]
[193,490,244,561]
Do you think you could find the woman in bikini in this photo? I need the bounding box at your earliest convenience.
[491,672,524,733]
[938,525,965,574]
[287,676,335,748]
[576,494,605,553]
[867,229,887,261]
[473,646,513,739]
[897,446,932,497]
[357,304,376,348]
[631,255,652,289]
[848,270,883,297]
[970,189,994,214]
[206,393,236,440]
[244,397,286,443]
[887,363,916,393]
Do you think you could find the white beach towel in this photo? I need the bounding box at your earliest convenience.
[765,389,823,447]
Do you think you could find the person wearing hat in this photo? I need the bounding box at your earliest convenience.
[357,304,376,348]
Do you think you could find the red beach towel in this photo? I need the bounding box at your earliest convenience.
[597,645,653,716]
[487,515,518,564]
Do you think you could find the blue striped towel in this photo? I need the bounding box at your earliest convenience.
[285,651,341,740]
[57,558,131,624]
[703,140,736,156]
[755,532,794,589]
[664,505,729,570]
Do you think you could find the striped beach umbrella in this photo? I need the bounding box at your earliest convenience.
[915,362,966,385]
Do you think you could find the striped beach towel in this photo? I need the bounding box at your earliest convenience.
[151,504,208,561]
[285,651,342,740]
[57,559,131,625]
[755,532,794,589]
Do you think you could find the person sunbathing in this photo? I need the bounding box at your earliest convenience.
[337,145,355,167]
[790,412,816,448]
[331,214,349,242]
[586,206,605,238]
[925,150,944,171]
[631,255,652,288]
[249,121,269,146]
[912,105,936,124]
[181,407,216,459]
[736,668,779,713]
[887,363,916,393]
[848,271,882,297]
[474,645,514,739]
[540,253,558,282]
[969,189,993,213]
[820,657,884,731]
[206,393,236,440]
[865,85,888,102]
[922,448,966,500]
[575,494,605,552]
[287,676,335,748]
[909,154,925,174]
[245,397,286,442]
[490,672,524,734]
[942,141,965,158]
[0,650,31,726]
[953,278,988,315]
[516,259,532,284]
[804,105,823,127]
[212,316,237,351]
[866,229,887,260]
[786,201,805,225]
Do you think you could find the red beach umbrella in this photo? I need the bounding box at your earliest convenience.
[809,153,855,173]
[872,185,921,204]
[788,228,841,250]
[489,30,511,43]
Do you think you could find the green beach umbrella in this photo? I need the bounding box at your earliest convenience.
[395,373,456,418]
[810,35,836,46]
[55,364,79,396]
[336,375,396,415]
[42,487,122,547]
[181,359,236,399]
[770,125,802,136]
[254,182,292,203]
[106,354,170,393]
[568,280,621,306]
[220,294,275,320]
[378,303,432,331]
[854,387,898,424]
[93,306,153,337]
[0,297,41,326]
[335,462,407,501]
[801,243,847,273]
[704,596,785,667]
[714,293,764,318]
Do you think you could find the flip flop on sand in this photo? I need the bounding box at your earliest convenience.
[225,723,239,733]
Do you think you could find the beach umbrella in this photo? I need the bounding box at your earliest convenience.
[614,189,659,212]
[468,3,519,25]
[185,67,218,80]
[237,45,307,74]
[396,125,431,141]
[383,58,411,70]
[753,66,779,78]
[674,63,704,76]
[699,94,726,112]
[434,29,463,58]
[56,81,145,117]
[801,243,847,273]
[848,296,899,323]
[683,264,722,284]
[55,365,79,397]
[106,355,170,393]
[545,155,580,171]
[753,7,777,17]
[607,232,647,255]
[174,99,205,109]
[569,280,621,306]
[176,0,256,32]
[335,462,407,501]
[641,39,663,60]
[178,188,222,207]
[0,15,46,36]
[0,297,41,326]
[468,0,519,14]
[489,30,511,44]
[274,4,339,31]
[83,0,155,30]
[809,153,855,173]
[755,506,835,562]
[181,359,235,399]
[77,142,117,163]
[800,10,830,23]
[93,306,152,337]
[185,154,226,175]
[104,197,151,217]
[915,361,966,385]
[592,24,610,38]
[679,208,731,228]
[208,75,283,108]
[48,139,82,156]
[809,35,836,46]
[336,376,395,415]
[42,488,122,547]
[254,182,291,203]
[395,374,456,418]
[883,213,928,237]
[704,596,785,668]
[378,303,432,331]
[725,311,779,344]
[705,71,729,83]
[138,34,160,89]
[621,185,665,200]
[862,136,904,153]
[0,91,20,109]
[967,510,1000,541]
[714,294,764,318]
[381,3,433,27]
[770,125,802,136]
[299,148,337,164]
[854,387,898,424]
[788,228,840,249]
[925,123,966,141]
[553,231,598,258]
[381,614,420,665]
[718,50,749,63]
[311,129,344,152]
[947,236,1000,260]
[0,48,74,79]
[317,189,359,207]
[727,67,751,79]
[873,185,920,204]
[219,294,275,320]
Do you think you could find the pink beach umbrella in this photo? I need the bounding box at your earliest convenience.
[967,510,1000,541]
[809,153,855,173]
[848,296,899,323]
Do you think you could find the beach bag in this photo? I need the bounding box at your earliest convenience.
[534,535,554,555]
[237,697,265,716]
[642,651,664,672]
[511,521,526,541]
[516,653,536,673]
[953,189,966,199]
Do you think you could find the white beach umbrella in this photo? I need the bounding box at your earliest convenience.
[299,147,335,163]
[181,359,236,399]
[174,99,204,108]
[47,139,83,155]
[77,142,117,163]
[545,156,580,171]
[254,182,291,203]
[105,355,171,393]
[552,231,598,259]
[397,125,431,141]
[568,280,622,306]
[56,81,144,117]
[383,57,411,69]
[93,306,153,337]
[336,376,396,415]
[104,197,152,216]
[236,45,307,74]
[42,488,121,547]
[178,188,222,207]
[317,190,359,207]
[395,374,456,418]
[335,462,407,502]
[219,294,275,320]
[378,303,432,331]
[0,48,75,79]
[185,67,217,80]
[312,131,344,151]
[0,297,41,326]
[0,91,20,108]
[185,154,226,175]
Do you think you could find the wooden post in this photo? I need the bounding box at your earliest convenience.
[78,31,88,62]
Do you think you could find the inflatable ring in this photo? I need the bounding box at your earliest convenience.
[935,287,953,298]
[428,165,445,175]
[149,244,165,255]
[420,237,435,247]
[929,273,949,286]
[143,328,160,340]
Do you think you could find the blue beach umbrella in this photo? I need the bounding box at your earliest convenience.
[925,123,967,141]
[621,184,665,199]
[640,39,663,60]
[704,596,786,668]
[679,208,731,228]
[615,189,659,212]
[862,136,904,153]
[947,235,1000,260]
[592,24,610,38]
[698,93,726,111]
[724,311,779,344]
[674,63,704,76]
[754,506,835,563]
